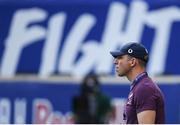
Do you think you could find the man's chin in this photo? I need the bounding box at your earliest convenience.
[116,72,125,77]
[118,74,125,77]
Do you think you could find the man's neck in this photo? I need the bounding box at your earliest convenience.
[126,67,146,82]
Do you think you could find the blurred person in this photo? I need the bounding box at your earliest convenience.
[110,42,165,124]
[72,74,112,124]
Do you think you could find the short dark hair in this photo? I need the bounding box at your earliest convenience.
[138,59,147,67]
[127,55,147,67]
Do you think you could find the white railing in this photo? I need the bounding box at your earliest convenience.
[0,74,180,84]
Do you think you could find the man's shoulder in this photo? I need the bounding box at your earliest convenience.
[134,77,156,94]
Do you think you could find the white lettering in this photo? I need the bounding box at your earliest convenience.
[96,1,148,74]
[0,1,180,77]
[14,99,26,123]
[0,8,47,77]
[39,13,66,77]
[0,98,11,124]
[58,14,96,75]
[146,7,180,75]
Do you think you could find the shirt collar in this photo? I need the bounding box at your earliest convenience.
[130,72,148,91]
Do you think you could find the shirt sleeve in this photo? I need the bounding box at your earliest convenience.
[134,84,157,114]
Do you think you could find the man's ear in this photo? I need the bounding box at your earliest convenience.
[130,58,136,67]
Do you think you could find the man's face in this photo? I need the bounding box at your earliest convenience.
[113,55,132,76]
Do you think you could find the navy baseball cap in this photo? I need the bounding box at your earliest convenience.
[110,42,149,62]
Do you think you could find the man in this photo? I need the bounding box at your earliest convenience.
[72,74,112,123]
[110,42,165,124]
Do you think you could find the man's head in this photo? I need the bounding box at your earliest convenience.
[81,74,100,95]
[110,42,149,76]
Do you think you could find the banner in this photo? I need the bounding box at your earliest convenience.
[0,0,180,77]
[0,80,179,123]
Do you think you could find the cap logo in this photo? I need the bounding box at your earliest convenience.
[128,49,133,53]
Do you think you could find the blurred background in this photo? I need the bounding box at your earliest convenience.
[0,0,180,123]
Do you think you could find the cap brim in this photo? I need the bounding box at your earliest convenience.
[110,51,125,58]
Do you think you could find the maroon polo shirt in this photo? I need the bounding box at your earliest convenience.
[123,72,165,124]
